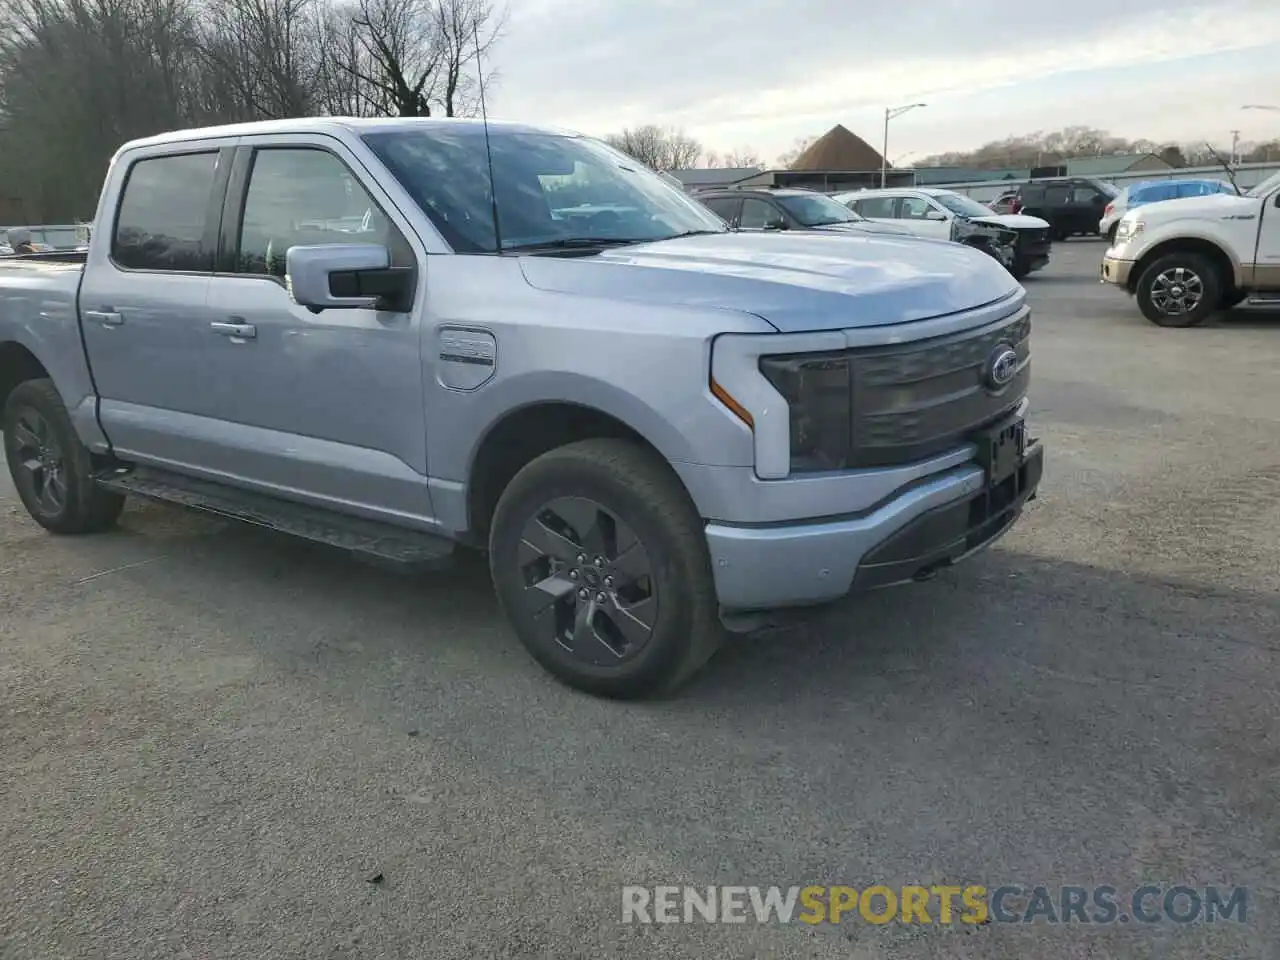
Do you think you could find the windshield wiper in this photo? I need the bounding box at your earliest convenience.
[501,237,650,253]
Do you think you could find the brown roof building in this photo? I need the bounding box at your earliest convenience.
[790,124,885,171]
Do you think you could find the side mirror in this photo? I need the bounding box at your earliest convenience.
[763,219,787,231]
[286,243,412,313]
[924,210,949,221]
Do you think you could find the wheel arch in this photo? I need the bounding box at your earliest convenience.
[1128,237,1240,294]
[464,400,700,546]
[0,341,50,424]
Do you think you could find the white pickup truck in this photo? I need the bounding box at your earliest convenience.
[1100,170,1280,327]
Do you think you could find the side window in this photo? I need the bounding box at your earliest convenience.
[1072,186,1099,203]
[112,152,220,272]
[237,147,412,277]
[739,198,781,228]
[1020,186,1045,205]
[1044,186,1071,205]
[702,197,739,222]
[900,196,935,219]
[856,197,897,218]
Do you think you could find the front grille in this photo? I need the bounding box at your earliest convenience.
[846,308,1030,467]
[1015,228,1051,253]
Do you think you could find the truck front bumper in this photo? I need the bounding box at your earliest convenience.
[1100,254,1135,287]
[704,436,1044,612]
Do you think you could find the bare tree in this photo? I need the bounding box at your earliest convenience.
[603,125,702,171]
[329,0,501,117]
[197,0,324,121]
[705,147,763,170]
[774,135,815,169]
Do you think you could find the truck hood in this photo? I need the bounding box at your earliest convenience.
[1122,192,1259,224]
[517,231,1021,333]
[968,213,1050,231]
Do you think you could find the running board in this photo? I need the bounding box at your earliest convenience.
[1245,292,1280,305]
[95,466,455,568]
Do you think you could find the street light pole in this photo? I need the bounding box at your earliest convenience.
[882,103,927,188]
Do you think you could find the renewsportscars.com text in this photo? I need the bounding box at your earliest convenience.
[621,884,1248,925]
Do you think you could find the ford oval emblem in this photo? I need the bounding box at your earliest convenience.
[986,345,1019,389]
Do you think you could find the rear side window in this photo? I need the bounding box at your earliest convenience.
[113,152,220,272]
[1020,185,1045,204]
[1044,186,1071,205]
[702,197,739,222]
[855,196,897,218]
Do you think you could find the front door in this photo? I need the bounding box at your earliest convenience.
[737,197,786,232]
[77,142,238,467]
[1255,191,1280,289]
[198,140,434,527]
[898,196,953,239]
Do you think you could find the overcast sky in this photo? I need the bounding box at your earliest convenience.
[491,0,1280,165]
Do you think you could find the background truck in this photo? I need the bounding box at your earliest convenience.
[0,117,1043,699]
[1100,169,1280,327]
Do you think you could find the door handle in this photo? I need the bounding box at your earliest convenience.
[210,320,257,340]
[85,310,123,327]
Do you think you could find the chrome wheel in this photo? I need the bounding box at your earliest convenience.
[516,496,657,665]
[1150,267,1204,317]
[11,407,67,516]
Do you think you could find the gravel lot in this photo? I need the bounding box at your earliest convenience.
[2,240,1278,959]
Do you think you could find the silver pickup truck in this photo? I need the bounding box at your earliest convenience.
[0,117,1044,698]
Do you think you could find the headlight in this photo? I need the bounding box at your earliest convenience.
[758,354,852,472]
[1116,219,1144,240]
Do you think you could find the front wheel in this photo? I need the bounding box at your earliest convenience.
[1135,253,1222,328]
[2,379,125,533]
[488,439,723,699]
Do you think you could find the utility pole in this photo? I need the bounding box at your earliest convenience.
[1230,130,1240,165]
[882,103,927,188]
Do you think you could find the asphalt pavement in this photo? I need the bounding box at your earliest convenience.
[2,240,1278,959]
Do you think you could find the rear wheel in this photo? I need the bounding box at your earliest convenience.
[2,379,125,533]
[488,438,723,699]
[1135,253,1222,328]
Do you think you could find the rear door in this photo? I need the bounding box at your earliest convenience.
[78,141,237,465]
[849,194,901,228]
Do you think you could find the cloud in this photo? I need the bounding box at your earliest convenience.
[491,0,1280,160]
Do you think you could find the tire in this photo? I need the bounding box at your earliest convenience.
[1135,253,1222,328]
[488,438,723,699]
[2,379,125,534]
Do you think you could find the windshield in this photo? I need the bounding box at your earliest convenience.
[1246,171,1280,198]
[931,191,999,218]
[774,193,862,226]
[362,128,726,252]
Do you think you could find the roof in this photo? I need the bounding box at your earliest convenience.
[789,125,884,171]
[118,116,581,153]
[695,187,814,197]
[669,167,763,186]
[1064,153,1171,176]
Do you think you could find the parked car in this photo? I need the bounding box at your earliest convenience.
[1002,177,1118,240]
[835,187,1051,279]
[0,117,1043,698]
[695,187,917,237]
[988,191,1023,215]
[1100,169,1280,326]
[1099,179,1237,242]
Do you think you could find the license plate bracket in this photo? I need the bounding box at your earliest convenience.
[974,415,1026,487]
